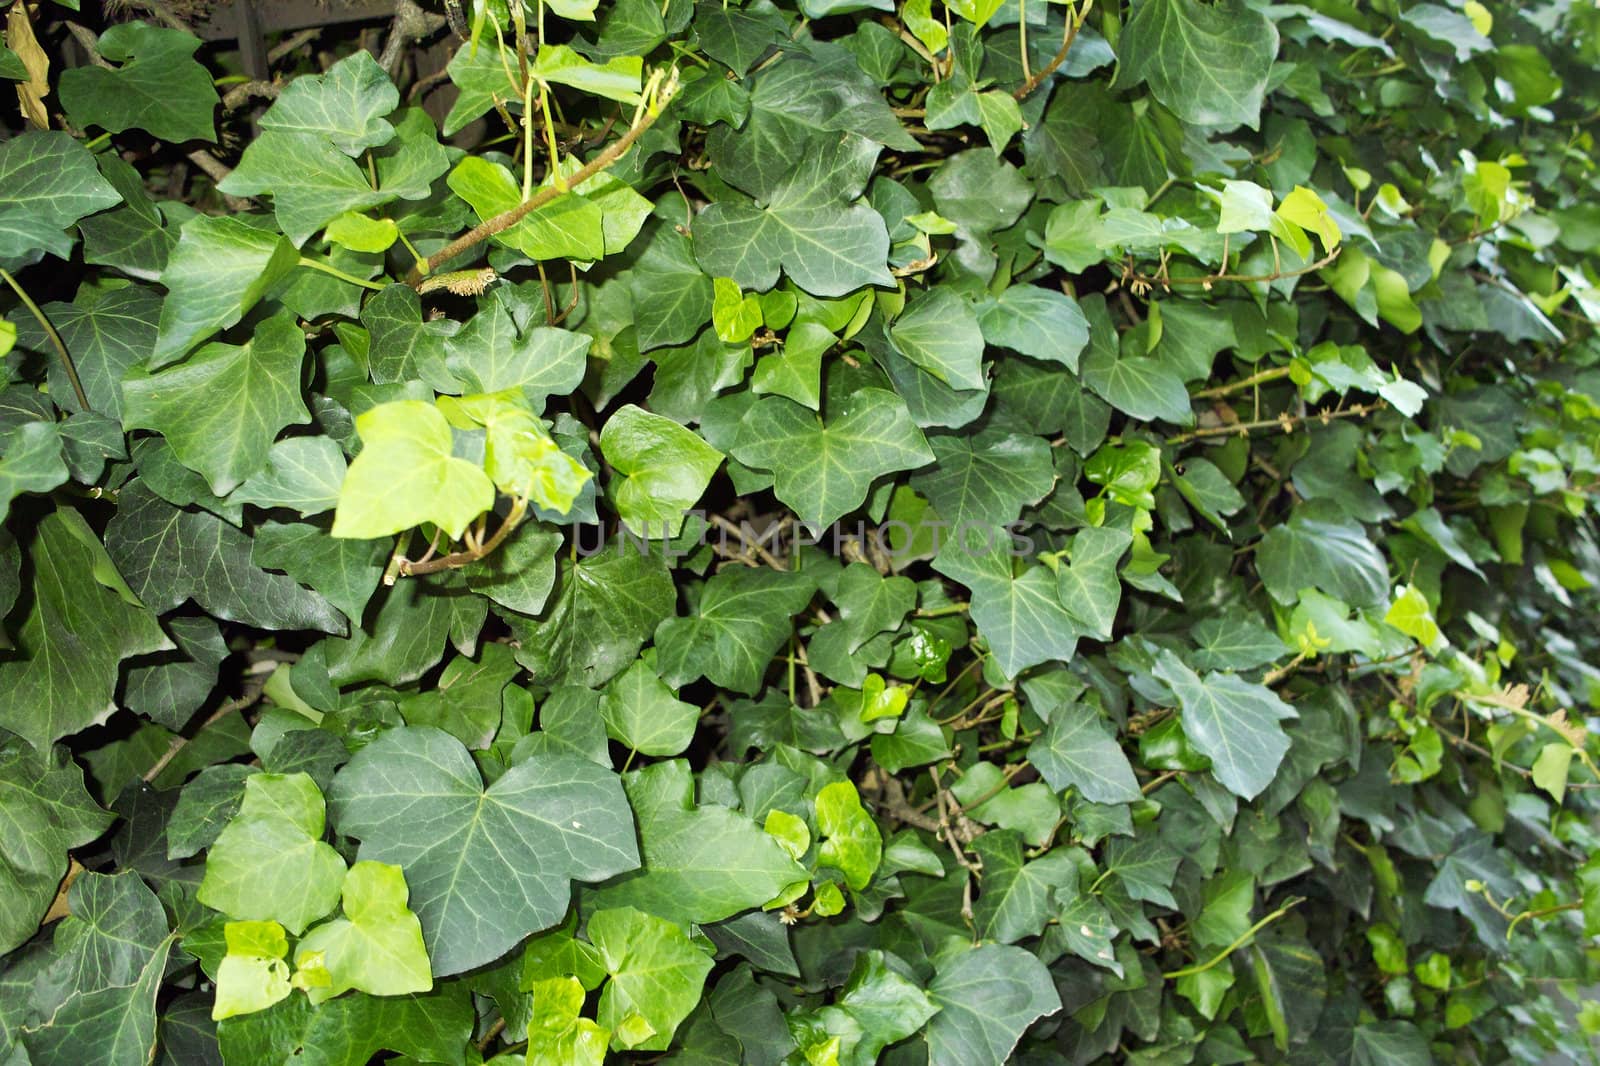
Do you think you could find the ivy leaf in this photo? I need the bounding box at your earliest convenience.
[123,312,310,496]
[229,436,348,516]
[0,420,68,522]
[589,908,715,1052]
[589,790,806,928]
[695,126,892,298]
[925,943,1061,1066]
[442,295,592,405]
[216,987,473,1066]
[259,50,399,155]
[58,22,218,144]
[106,480,345,632]
[329,725,640,976]
[601,657,700,757]
[1080,340,1192,424]
[331,400,495,541]
[1055,525,1132,642]
[150,214,298,367]
[219,132,392,247]
[832,562,916,654]
[600,404,724,537]
[629,226,714,352]
[213,920,292,1021]
[732,388,933,532]
[0,131,121,271]
[1257,505,1390,608]
[0,744,115,954]
[504,545,676,688]
[520,976,609,1064]
[934,534,1079,679]
[976,286,1091,369]
[198,772,347,935]
[1116,0,1279,130]
[815,781,882,891]
[0,508,171,751]
[18,872,175,1066]
[890,288,987,391]
[912,431,1056,529]
[252,521,386,625]
[1028,701,1140,804]
[1152,650,1296,800]
[123,615,229,730]
[654,567,818,695]
[294,861,432,1003]
[362,283,461,392]
[32,285,161,418]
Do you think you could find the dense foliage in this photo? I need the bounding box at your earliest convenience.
[2,0,1599,1062]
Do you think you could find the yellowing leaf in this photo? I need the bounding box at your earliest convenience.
[332,400,496,540]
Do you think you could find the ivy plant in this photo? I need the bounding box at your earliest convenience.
[2,0,1600,1063]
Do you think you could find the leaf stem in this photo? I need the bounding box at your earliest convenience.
[1165,401,1386,446]
[296,257,387,291]
[405,70,680,285]
[1161,897,1303,979]
[1191,365,1293,400]
[1013,0,1094,101]
[0,266,89,411]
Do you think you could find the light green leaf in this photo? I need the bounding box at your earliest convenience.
[1152,650,1297,800]
[534,44,643,103]
[589,908,715,1051]
[712,276,764,343]
[732,388,933,532]
[331,400,495,540]
[213,921,292,1021]
[122,312,309,496]
[198,772,348,935]
[447,156,605,263]
[294,861,432,1003]
[522,976,610,1066]
[815,780,882,891]
[329,725,639,975]
[325,211,399,253]
[601,404,724,537]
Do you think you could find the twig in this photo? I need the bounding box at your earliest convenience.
[114,0,189,31]
[394,497,528,580]
[1165,401,1385,446]
[379,0,447,77]
[709,514,787,569]
[1013,0,1094,101]
[1191,365,1292,400]
[1125,247,1342,293]
[476,1018,507,1054]
[222,80,281,109]
[405,71,679,285]
[268,27,323,64]
[143,680,267,785]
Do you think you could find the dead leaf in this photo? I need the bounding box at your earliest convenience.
[7,2,50,129]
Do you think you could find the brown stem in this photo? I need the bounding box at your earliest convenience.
[1126,247,1342,292]
[1166,400,1386,446]
[399,497,528,577]
[405,76,679,285]
[1013,0,1094,101]
[1191,364,1292,400]
[143,679,266,785]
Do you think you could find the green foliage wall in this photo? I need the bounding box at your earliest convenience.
[1,0,1599,1063]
